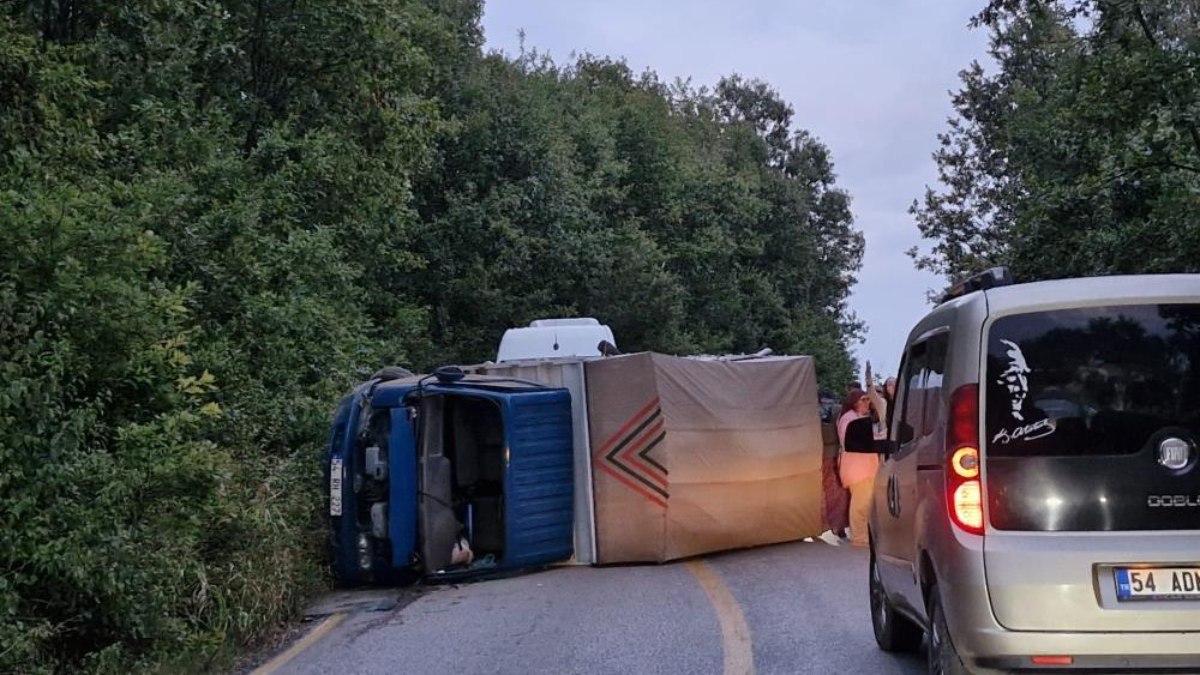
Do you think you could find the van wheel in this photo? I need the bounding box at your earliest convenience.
[927,585,970,675]
[870,547,922,652]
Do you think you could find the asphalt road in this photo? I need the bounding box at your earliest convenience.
[273,541,926,675]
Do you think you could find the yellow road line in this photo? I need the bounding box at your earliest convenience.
[251,612,347,675]
[686,560,755,675]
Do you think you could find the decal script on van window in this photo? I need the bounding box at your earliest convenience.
[991,339,1057,445]
[992,418,1057,445]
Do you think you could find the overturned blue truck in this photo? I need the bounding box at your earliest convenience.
[326,338,828,585]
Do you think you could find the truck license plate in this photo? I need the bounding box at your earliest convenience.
[1115,567,1200,601]
[329,457,343,516]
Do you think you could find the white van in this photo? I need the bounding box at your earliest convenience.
[495,318,617,362]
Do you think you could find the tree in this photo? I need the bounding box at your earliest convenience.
[911,0,1200,282]
[409,56,864,384]
[1,1,473,670]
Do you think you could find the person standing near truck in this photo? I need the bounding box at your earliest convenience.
[837,389,879,547]
[819,416,850,545]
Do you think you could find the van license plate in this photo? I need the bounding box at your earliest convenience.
[1114,567,1200,601]
[329,457,343,516]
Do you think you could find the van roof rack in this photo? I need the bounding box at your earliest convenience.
[939,266,1013,304]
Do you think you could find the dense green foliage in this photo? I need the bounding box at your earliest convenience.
[912,0,1200,281]
[1,1,862,671]
[413,57,864,375]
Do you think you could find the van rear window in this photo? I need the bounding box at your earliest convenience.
[985,304,1200,457]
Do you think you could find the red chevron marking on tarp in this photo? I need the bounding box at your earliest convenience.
[597,397,669,507]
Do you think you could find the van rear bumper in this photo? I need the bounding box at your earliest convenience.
[948,582,1200,670]
[959,626,1200,672]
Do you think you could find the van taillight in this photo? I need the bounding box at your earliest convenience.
[952,481,983,530]
[946,384,984,535]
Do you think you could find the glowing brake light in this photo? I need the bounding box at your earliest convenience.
[946,384,984,535]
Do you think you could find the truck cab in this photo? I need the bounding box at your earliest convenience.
[326,370,575,584]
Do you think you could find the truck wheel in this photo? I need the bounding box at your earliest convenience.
[927,585,971,675]
[870,547,922,652]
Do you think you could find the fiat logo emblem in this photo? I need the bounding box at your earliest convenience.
[1158,437,1192,470]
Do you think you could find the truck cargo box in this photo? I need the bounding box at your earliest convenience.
[585,353,824,563]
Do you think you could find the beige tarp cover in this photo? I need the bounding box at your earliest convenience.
[585,352,824,564]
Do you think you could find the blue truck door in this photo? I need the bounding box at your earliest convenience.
[388,406,418,571]
[501,388,575,568]
[420,384,576,572]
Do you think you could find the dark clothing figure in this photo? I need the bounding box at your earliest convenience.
[820,421,849,536]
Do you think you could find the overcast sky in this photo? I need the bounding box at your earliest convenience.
[481,1,992,378]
